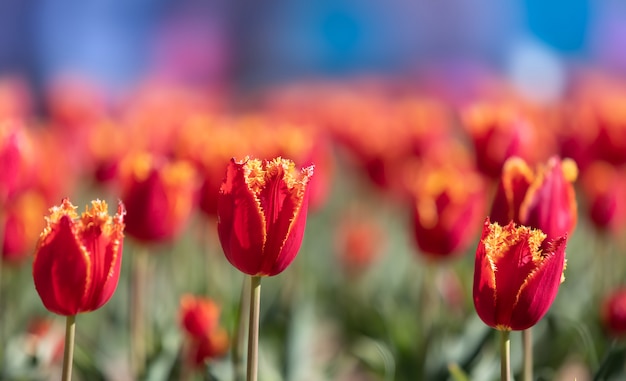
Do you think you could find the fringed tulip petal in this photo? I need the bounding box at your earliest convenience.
[218,157,313,277]
[473,219,567,331]
[32,199,125,316]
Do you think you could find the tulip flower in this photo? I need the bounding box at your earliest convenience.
[217,156,313,381]
[217,157,314,276]
[409,163,486,259]
[473,220,567,331]
[602,288,626,338]
[462,102,556,179]
[2,190,47,264]
[32,198,125,381]
[33,198,125,315]
[0,120,34,204]
[179,295,229,369]
[490,156,578,243]
[489,155,577,381]
[120,152,198,243]
[580,161,626,235]
[473,219,567,381]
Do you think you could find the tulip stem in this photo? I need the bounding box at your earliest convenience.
[234,276,251,381]
[247,276,261,381]
[130,248,148,378]
[62,315,76,381]
[523,328,533,381]
[500,330,511,381]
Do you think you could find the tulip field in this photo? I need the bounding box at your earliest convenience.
[2,72,626,381]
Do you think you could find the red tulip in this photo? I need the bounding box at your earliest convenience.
[32,199,125,316]
[462,102,556,178]
[473,219,567,331]
[120,152,198,243]
[179,295,228,367]
[409,163,487,259]
[3,190,47,264]
[0,120,34,203]
[217,157,314,276]
[602,288,626,337]
[490,156,578,243]
[580,161,626,234]
[180,294,222,339]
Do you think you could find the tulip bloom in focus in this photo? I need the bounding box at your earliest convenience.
[490,156,578,243]
[121,152,197,243]
[32,199,125,315]
[179,295,228,368]
[473,219,567,331]
[217,157,314,276]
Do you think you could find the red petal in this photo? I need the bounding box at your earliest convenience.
[509,236,567,330]
[33,216,90,315]
[217,159,266,275]
[489,157,533,226]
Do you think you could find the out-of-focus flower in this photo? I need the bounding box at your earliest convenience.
[87,120,129,183]
[179,295,228,368]
[217,157,314,276]
[580,161,626,234]
[335,212,385,277]
[32,199,125,316]
[409,163,486,259]
[462,102,557,178]
[602,287,626,337]
[0,120,34,203]
[2,190,47,264]
[490,156,578,243]
[559,76,626,170]
[473,219,567,331]
[180,294,222,339]
[0,76,32,120]
[120,152,198,243]
[22,317,65,364]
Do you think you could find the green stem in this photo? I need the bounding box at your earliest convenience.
[500,330,511,381]
[130,247,148,378]
[523,328,533,381]
[247,276,261,381]
[233,276,251,381]
[62,315,76,381]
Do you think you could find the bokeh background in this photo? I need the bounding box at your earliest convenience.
[0,0,624,98]
[2,1,626,381]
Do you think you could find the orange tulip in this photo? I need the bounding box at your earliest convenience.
[217,157,314,276]
[32,199,125,316]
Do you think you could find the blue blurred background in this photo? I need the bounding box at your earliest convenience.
[0,0,623,98]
